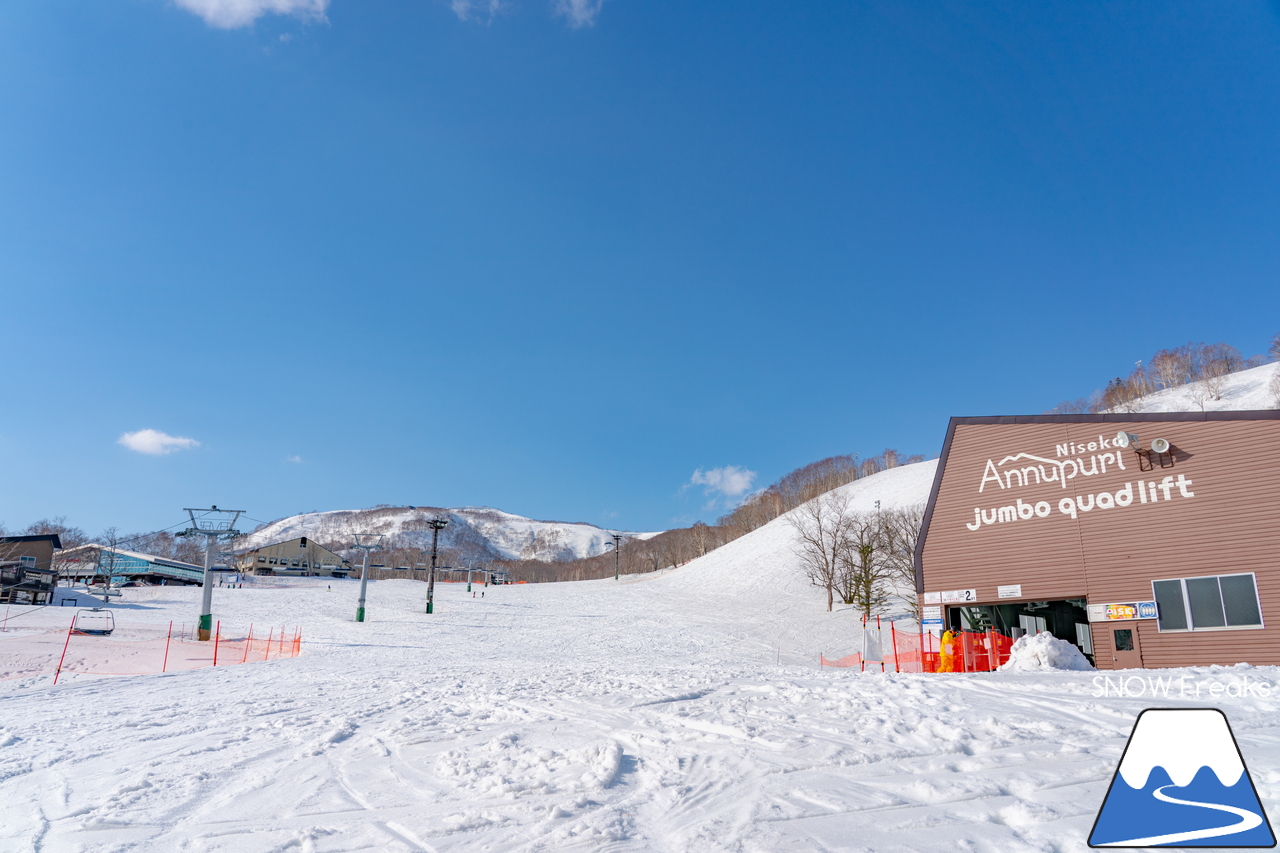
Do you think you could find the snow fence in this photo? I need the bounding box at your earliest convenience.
[821,622,1014,673]
[0,619,302,683]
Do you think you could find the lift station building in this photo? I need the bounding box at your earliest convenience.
[915,411,1280,669]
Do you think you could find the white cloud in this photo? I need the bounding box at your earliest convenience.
[688,465,757,503]
[118,429,201,456]
[451,0,505,23]
[285,454,304,464]
[170,0,328,29]
[552,0,605,28]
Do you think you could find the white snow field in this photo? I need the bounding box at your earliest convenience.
[4,461,1280,852]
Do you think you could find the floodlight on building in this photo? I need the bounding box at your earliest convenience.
[1150,438,1171,454]
[1114,431,1141,450]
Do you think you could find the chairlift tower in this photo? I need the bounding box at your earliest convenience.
[351,533,384,623]
[425,517,448,614]
[605,533,622,581]
[177,506,243,641]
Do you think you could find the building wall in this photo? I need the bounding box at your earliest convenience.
[918,414,1280,669]
[0,537,58,572]
[239,538,349,576]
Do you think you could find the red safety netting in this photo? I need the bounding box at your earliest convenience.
[821,623,1013,673]
[0,619,302,683]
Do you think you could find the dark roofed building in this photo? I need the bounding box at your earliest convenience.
[1,534,63,605]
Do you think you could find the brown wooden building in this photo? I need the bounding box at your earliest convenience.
[915,411,1280,669]
[0,534,63,605]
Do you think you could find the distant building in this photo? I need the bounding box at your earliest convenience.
[0,534,63,605]
[55,544,206,586]
[237,537,351,578]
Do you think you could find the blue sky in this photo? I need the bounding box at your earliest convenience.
[2,0,1279,537]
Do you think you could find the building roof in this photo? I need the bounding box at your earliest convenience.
[1,533,64,549]
[55,543,203,573]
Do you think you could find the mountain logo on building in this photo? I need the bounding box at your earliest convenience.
[1089,708,1276,847]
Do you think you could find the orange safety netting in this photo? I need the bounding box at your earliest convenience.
[0,620,301,683]
[820,624,1013,673]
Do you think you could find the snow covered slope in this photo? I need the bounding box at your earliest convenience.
[4,566,1278,852]
[649,460,937,654]
[240,505,660,562]
[1116,361,1279,413]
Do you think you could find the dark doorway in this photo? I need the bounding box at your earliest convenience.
[947,598,1093,664]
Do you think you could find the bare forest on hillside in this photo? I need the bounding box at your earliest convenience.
[497,448,925,584]
[1047,338,1277,414]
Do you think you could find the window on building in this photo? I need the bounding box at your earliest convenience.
[258,557,267,563]
[1153,573,1263,632]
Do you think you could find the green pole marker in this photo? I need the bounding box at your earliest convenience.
[356,607,365,623]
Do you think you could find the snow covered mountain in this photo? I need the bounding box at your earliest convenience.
[240,505,660,562]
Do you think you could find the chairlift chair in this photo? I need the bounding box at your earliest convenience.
[73,608,115,636]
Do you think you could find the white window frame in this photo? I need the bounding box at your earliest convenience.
[1152,572,1265,633]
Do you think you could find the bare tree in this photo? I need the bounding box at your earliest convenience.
[879,504,926,621]
[689,521,713,558]
[1270,366,1280,409]
[22,517,89,549]
[837,513,891,619]
[96,527,123,603]
[1186,379,1211,412]
[1270,332,1280,362]
[789,490,853,612]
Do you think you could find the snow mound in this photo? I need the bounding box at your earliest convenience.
[998,633,1095,672]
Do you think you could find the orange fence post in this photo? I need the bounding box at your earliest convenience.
[278,628,284,657]
[2,603,9,631]
[162,620,172,673]
[890,620,900,673]
[242,624,253,664]
[53,618,74,685]
[213,621,221,667]
[264,628,273,661]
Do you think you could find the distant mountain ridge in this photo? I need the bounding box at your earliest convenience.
[240,505,660,562]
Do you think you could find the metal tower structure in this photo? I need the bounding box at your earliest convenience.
[351,533,384,623]
[425,517,449,614]
[177,506,243,641]
[605,533,623,581]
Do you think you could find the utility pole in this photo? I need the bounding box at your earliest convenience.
[425,517,448,614]
[351,533,383,623]
[177,506,243,641]
[605,533,622,581]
